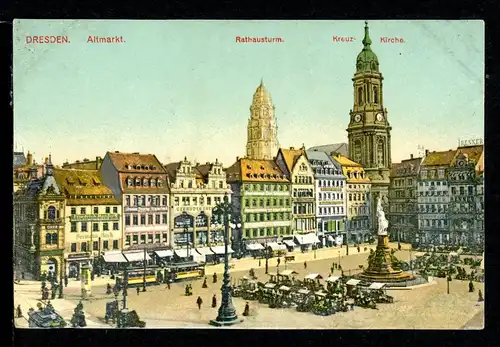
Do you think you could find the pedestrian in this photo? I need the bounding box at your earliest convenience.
[398,243,402,251]
[136,287,140,295]
[212,294,217,308]
[189,284,193,296]
[469,281,474,293]
[304,261,307,270]
[196,296,203,310]
[357,245,360,253]
[478,290,484,302]
[277,258,281,266]
[243,302,250,316]
[330,266,334,274]
[16,305,22,318]
[259,258,261,267]
[166,280,171,290]
[64,275,68,288]
[21,272,25,280]
[185,284,189,296]
[202,277,208,288]
[213,272,218,284]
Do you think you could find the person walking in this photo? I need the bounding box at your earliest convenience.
[213,272,218,284]
[212,294,217,308]
[136,287,140,296]
[64,275,68,288]
[304,261,307,270]
[202,277,208,288]
[243,302,250,316]
[189,284,193,296]
[185,284,189,296]
[196,296,203,310]
[277,258,281,267]
[478,290,484,302]
[16,305,22,318]
[166,280,171,290]
[469,280,475,293]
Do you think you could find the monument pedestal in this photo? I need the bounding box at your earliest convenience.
[358,235,414,283]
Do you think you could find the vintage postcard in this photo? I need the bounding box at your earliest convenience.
[13,20,484,329]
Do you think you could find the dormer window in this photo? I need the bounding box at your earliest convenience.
[150,178,157,187]
[143,178,149,186]
[158,179,164,187]
[127,177,133,187]
[135,177,141,186]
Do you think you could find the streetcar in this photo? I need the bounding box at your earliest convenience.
[116,268,159,287]
[166,262,205,281]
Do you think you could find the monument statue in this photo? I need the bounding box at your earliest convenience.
[376,196,388,236]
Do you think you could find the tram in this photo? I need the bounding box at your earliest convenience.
[166,262,205,281]
[116,268,159,287]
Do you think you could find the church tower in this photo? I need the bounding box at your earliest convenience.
[347,21,392,223]
[246,79,280,160]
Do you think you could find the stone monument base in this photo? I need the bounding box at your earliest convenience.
[357,234,414,283]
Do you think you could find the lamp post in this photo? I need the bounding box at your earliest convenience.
[265,241,269,274]
[209,194,242,327]
[58,262,64,299]
[122,264,129,310]
[142,247,147,292]
[345,218,349,256]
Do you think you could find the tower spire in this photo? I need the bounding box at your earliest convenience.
[362,21,372,48]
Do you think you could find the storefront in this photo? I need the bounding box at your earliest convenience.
[294,233,321,252]
[174,248,193,262]
[173,212,195,248]
[210,245,234,262]
[267,242,287,256]
[282,239,297,252]
[245,242,265,257]
[122,250,152,268]
[195,247,215,264]
[66,252,92,279]
[154,249,174,265]
[210,229,225,245]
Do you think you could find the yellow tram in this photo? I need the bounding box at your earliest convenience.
[167,262,205,281]
[117,268,158,287]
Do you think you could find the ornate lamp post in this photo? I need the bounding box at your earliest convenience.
[142,247,147,292]
[209,193,242,327]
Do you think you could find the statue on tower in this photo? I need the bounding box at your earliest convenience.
[376,196,388,236]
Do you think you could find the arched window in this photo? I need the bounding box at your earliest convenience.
[135,177,141,186]
[45,233,51,244]
[150,178,156,187]
[354,140,362,164]
[373,86,378,104]
[377,140,385,167]
[51,233,58,244]
[143,178,149,186]
[127,177,133,187]
[47,206,56,220]
[358,87,363,105]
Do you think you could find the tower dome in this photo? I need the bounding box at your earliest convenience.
[356,21,379,73]
[253,78,272,104]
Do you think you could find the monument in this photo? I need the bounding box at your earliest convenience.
[357,196,414,283]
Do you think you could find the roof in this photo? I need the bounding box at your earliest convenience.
[331,154,361,168]
[331,154,370,183]
[422,149,457,167]
[53,168,120,205]
[391,157,423,177]
[452,145,483,165]
[252,79,272,105]
[119,172,170,194]
[308,143,349,157]
[278,147,307,173]
[164,162,181,181]
[226,158,289,183]
[13,152,27,169]
[62,160,100,170]
[390,163,402,177]
[106,151,166,173]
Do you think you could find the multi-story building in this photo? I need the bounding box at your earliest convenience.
[332,153,371,244]
[475,170,484,245]
[417,149,456,245]
[276,147,316,237]
[165,157,231,249]
[13,155,66,279]
[100,151,170,250]
[13,151,44,193]
[226,157,292,250]
[387,154,423,245]
[306,149,347,246]
[53,168,122,276]
[448,145,484,245]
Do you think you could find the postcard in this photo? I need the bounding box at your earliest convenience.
[13,19,484,329]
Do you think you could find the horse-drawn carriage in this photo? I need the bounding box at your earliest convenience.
[367,282,393,304]
[303,273,324,292]
[295,289,314,312]
[311,291,336,316]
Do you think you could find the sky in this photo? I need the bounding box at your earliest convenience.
[13,20,484,167]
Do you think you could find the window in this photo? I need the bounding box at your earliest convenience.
[81,222,88,232]
[468,186,474,195]
[358,86,363,105]
[93,241,98,250]
[155,214,161,224]
[113,240,119,249]
[245,199,249,207]
[93,207,99,214]
[133,215,138,225]
[81,242,87,252]
[71,208,76,215]
[93,223,99,232]
[45,233,51,245]
[162,214,167,224]
[71,222,77,232]
[133,235,139,244]
[148,214,153,224]
[162,196,167,206]
[125,215,131,226]
[113,222,119,231]
[103,240,109,250]
[71,243,77,252]
[140,235,146,244]
[113,206,118,213]
[140,215,146,225]
[125,196,130,206]
[104,206,109,214]
[47,206,56,220]
[103,222,109,231]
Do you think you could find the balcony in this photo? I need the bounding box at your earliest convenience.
[69,213,121,222]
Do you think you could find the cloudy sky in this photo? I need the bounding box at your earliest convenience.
[13,20,484,166]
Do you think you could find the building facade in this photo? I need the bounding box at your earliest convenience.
[276,147,316,235]
[53,168,122,276]
[226,157,292,249]
[100,151,170,250]
[306,149,347,246]
[417,149,456,245]
[165,157,231,248]
[246,80,280,160]
[387,155,423,245]
[448,145,484,245]
[13,155,66,279]
[332,153,371,244]
[346,22,392,230]
[14,151,44,193]
[475,171,484,245]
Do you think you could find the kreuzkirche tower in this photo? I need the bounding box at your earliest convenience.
[347,21,392,225]
[246,79,280,160]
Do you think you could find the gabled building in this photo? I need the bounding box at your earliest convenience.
[53,168,122,276]
[448,145,484,245]
[226,157,292,251]
[100,151,170,250]
[475,170,484,245]
[165,157,231,249]
[306,149,347,246]
[13,151,44,192]
[331,153,371,244]
[276,147,316,238]
[417,149,456,245]
[387,154,423,245]
[13,155,66,279]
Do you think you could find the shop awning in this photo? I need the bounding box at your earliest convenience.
[279,285,291,291]
[325,276,341,283]
[102,252,127,263]
[327,235,334,242]
[298,289,310,295]
[283,240,296,247]
[210,246,234,254]
[154,250,174,258]
[368,282,386,290]
[268,242,287,251]
[294,233,321,245]
[123,251,152,262]
[264,283,276,289]
[304,273,323,280]
[196,247,215,255]
[346,279,361,286]
[246,243,264,251]
[314,291,327,297]
[174,248,193,258]
[279,270,298,276]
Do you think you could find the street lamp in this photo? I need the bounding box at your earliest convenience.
[209,194,242,327]
[344,218,349,256]
[142,247,147,292]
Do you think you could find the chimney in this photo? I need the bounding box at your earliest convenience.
[27,151,33,166]
[410,154,413,159]
[425,149,429,156]
[236,156,240,161]
[96,156,102,169]
[44,157,48,164]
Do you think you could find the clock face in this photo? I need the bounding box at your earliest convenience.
[376,113,384,121]
[354,114,362,122]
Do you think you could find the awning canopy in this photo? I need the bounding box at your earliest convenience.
[264,283,276,289]
[294,233,321,245]
[325,276,341,283]
[154,250,174,258]
[283,240,296,247]
[174,249,193,258]
[304,273,323,280]
[103,252,127,263]
[123,251,152,262]
[315,291,327,297]
[298,289,310,295]
[246,243,264,251]
[346,279,361,286]
[279,270,298,276]
[368,282,386,290]
[196,247,215,255]
[327,235,334,242]
[279,285,291,291]
[210,246,234,254]
[268,243,287,251]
